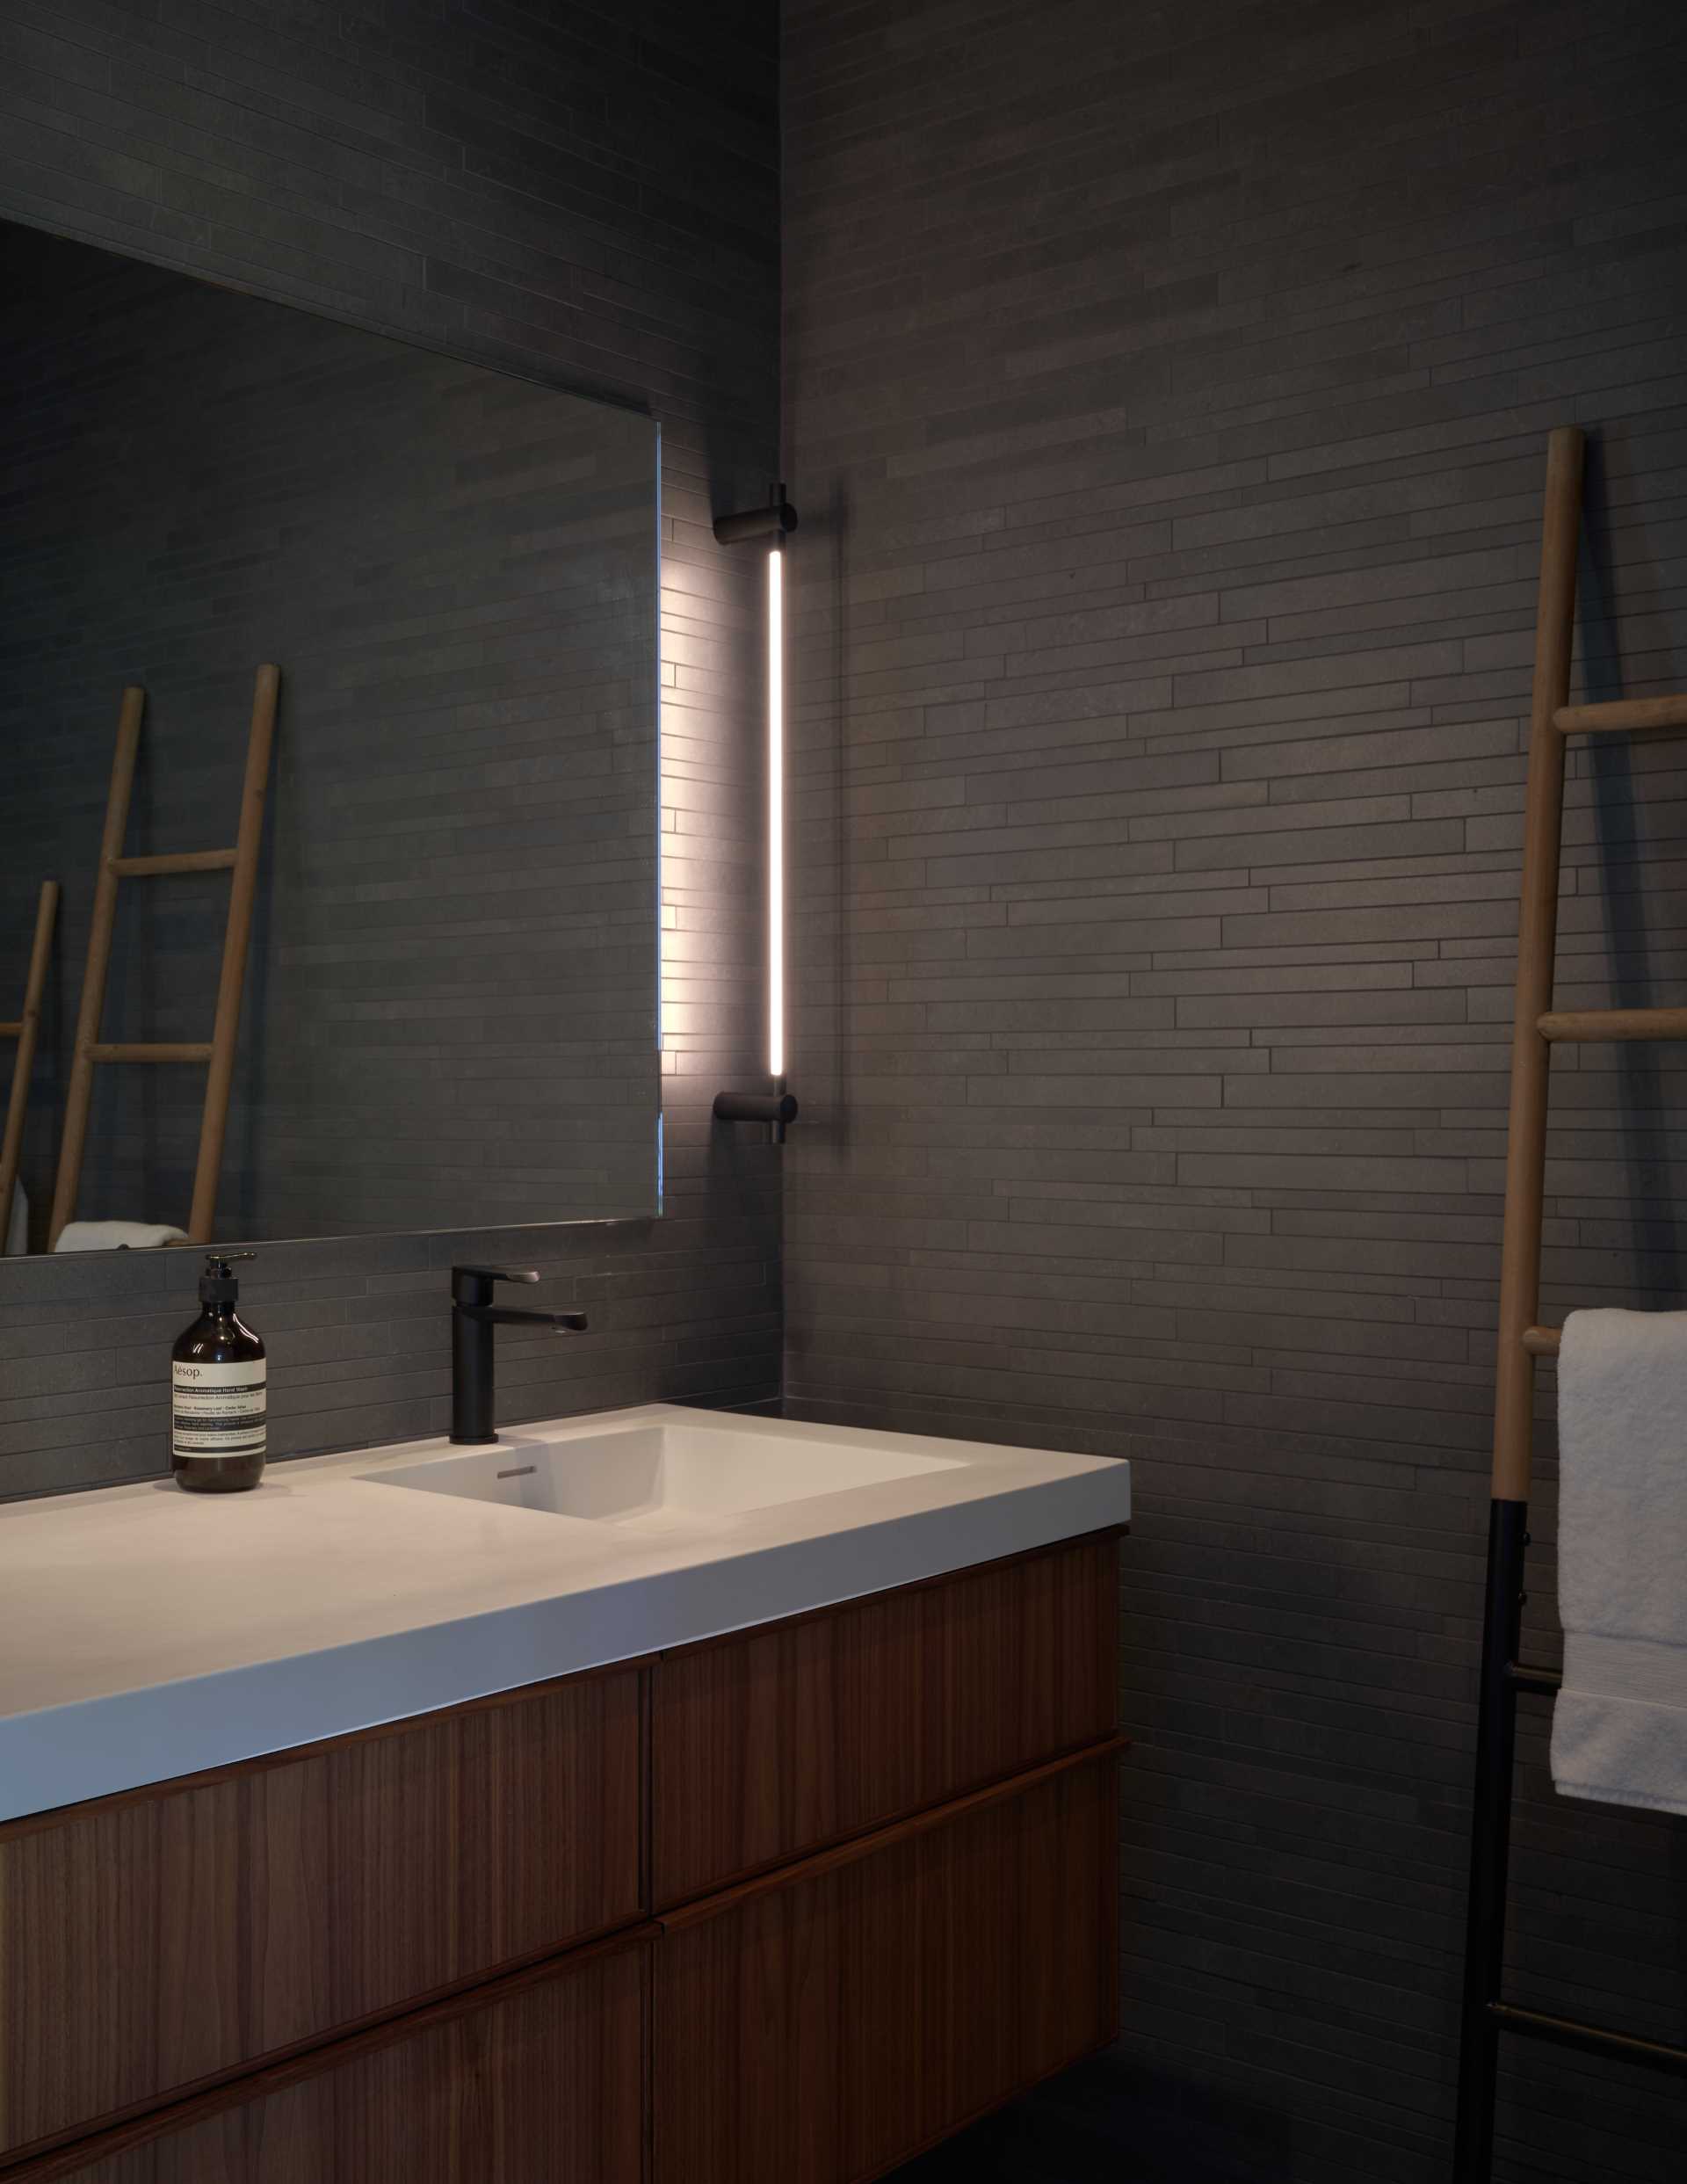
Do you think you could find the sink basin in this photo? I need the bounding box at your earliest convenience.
[365,1419,963,1527]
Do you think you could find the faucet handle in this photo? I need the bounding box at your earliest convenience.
[451,1264,541,1306]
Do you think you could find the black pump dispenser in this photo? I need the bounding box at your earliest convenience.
[198,1252,248,1303]
[172,1252,266,1493]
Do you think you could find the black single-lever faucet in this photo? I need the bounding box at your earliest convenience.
[450,1265,588,1444]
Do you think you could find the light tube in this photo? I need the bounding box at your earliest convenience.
[767,543,786,1080]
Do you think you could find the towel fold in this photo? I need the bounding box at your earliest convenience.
[1551,1308,1687,1816]
[53,1220,188,1253]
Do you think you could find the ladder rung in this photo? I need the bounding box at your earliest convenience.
[1522,1325,1561,1356]
[1538,1006,1687,1041]
[1553,694,1687,734]
[85,1041,214,1063]
[1507,1658,1564,1694]
[0,1021,19,1039]
[108,849,238,877]
[1489,2001,1687,2074]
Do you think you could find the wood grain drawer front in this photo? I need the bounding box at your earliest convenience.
[652,1752,1119,2184]
[40,1941,647,2184]
[650,1533,1119,1906]
[0,1669,643,2162]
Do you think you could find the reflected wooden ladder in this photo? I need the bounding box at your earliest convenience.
[0,879,61,1250]
[47,667,279,1251]
[1454,427,1687,2180]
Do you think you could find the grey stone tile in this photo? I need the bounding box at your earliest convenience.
[786,8,1687,2179]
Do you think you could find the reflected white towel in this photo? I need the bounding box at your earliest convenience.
[53,1220,187,1253]
[1551,1308,1687,1816]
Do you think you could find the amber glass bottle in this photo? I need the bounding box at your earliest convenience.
[171,1252,266,1492]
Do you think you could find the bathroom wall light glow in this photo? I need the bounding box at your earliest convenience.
[767,541,785,1080]
[711,483,800,1141]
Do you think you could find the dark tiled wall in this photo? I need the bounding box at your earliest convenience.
[2,221,661,1244]
[0,0,780,1495]
[783,4,1687,2180]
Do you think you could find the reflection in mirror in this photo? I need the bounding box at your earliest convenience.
[0,220,660,1259]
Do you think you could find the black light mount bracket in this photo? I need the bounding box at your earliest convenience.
[713,1086,798,1145]
[713,480,798,546]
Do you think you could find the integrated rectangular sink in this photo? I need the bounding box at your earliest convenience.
[366,1419,964,1527]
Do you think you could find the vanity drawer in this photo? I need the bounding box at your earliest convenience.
[34,1936,648,2184]
[652,1748,1119,2184]
[648,1532,1119,1907]
[0,1666,643,2163]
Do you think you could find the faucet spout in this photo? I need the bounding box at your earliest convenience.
[457,1304,590,1331]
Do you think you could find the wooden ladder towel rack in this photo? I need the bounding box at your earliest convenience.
[1454,427,1687,2181]
[47,667,279,1251]
[0,878,61,1250]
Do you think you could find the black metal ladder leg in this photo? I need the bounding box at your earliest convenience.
[1454,1499,1529,2184]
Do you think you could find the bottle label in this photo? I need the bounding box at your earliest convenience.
[172,1359,267,1459]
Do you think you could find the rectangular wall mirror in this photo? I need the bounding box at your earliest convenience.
[0,218,661,1259]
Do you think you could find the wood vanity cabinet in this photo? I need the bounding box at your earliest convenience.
[653,1753,1118,2184]
[41,1942,648,2184]
[0,1670,644,2163]
[0,1532,1121,2184]
[649,1529,1119,1905]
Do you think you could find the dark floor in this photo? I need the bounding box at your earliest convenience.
[884,2053,1277,2183]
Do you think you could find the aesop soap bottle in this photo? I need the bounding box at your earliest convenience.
[172,1252,266,1492]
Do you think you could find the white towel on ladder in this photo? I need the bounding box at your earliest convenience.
[1551,1308,1687,1816]
[52,1220,188,1253]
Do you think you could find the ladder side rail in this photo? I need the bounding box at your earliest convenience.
[0,880,62,1247]
[1491,423,1585,1506]
[1453,424,1585,2184]
[1455,1504,1530,2184]
[48,688,145,1248]
[188,664,279,1244]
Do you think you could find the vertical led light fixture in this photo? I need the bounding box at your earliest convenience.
[766,537,785,1082]
[713,484,800,1142]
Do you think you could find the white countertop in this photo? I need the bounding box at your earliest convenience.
[0,1404,1129,1825]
